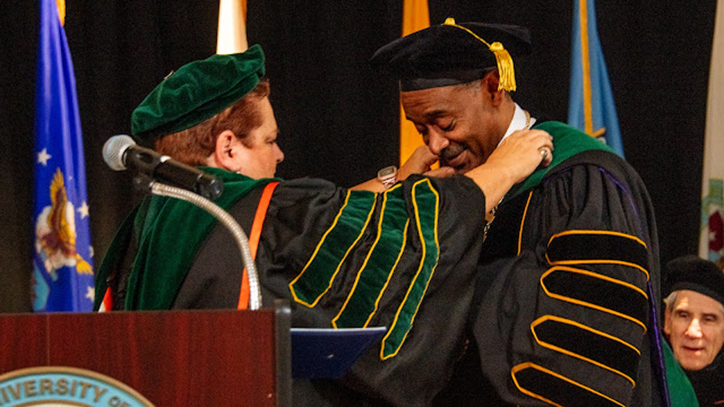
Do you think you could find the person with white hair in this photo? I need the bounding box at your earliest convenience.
[663,255,724,406]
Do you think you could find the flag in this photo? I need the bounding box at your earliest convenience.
[567,0,624,157]
[699,0,724,267]
[32,0,95,312]
[217,0,248,54]
[399,0,430,165]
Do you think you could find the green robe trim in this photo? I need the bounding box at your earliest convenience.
[97,167,274,310]
[382,179,441,359]
[333,184,410,328]
[504,121,614,202]
[289,190,378,307]
[663,338,700,407]
[93,205,139,310]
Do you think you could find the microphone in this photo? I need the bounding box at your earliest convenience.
[103,135,224,200]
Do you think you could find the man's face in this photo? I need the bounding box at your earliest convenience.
[233,97,284,179]
[664,289,724,371]
[400,81,505,174]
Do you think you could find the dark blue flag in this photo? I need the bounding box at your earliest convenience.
[568,0,624,157]
[32,0,95,312]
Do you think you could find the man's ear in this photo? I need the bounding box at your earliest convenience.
[663,306,672,336]
[481,71,506,106]
[211,130,238,171]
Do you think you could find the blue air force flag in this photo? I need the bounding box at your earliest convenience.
[33,0,95,312]
[568,0,625,157]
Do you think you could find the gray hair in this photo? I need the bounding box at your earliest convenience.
[664,290,724,314]
[663,291,680,313]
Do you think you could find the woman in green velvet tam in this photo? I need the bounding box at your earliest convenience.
[132,44,284,180]
[95,44,553,406]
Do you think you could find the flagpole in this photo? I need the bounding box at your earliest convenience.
[578,0,594,136]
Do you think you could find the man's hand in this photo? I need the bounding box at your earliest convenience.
[465,129,554,212]
[484,129,554,184]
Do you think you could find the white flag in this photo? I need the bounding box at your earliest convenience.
[699,0,724,267]
[217,0,248,54]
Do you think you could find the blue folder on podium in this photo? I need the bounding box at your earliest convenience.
[290,327,387,379]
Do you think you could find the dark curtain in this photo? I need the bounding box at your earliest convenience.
[0,0,716,312]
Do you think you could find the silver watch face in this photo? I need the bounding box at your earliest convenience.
[378,166,397,178]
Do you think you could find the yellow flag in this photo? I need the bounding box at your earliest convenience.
[55,0,65,25]
[399,0,430,165]
[216,0,248,54]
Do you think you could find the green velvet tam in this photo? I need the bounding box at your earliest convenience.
[131,44,266,141]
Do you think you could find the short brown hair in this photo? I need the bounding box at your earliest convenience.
[155,78,270,166]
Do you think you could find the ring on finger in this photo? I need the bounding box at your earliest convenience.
[540,148,550,160]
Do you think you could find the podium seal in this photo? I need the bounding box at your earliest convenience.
[0,366,154,406]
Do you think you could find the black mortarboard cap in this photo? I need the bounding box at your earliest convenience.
[664,255,724,306]
[370,18,532,92]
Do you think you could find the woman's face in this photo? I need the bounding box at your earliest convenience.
[231,97,284,179]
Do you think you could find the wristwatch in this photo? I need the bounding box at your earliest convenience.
[377,165,398,190]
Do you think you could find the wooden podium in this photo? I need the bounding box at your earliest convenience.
[0,302,292,406]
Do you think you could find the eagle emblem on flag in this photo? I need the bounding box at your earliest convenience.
[34,168,93,280]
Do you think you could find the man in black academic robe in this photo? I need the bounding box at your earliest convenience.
[443,125,664,407]
[370,19,669,407]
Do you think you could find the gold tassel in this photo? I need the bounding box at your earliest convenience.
[489,42,516,92]
[442,18,517,92]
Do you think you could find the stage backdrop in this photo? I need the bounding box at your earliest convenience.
[0,0,717,312]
